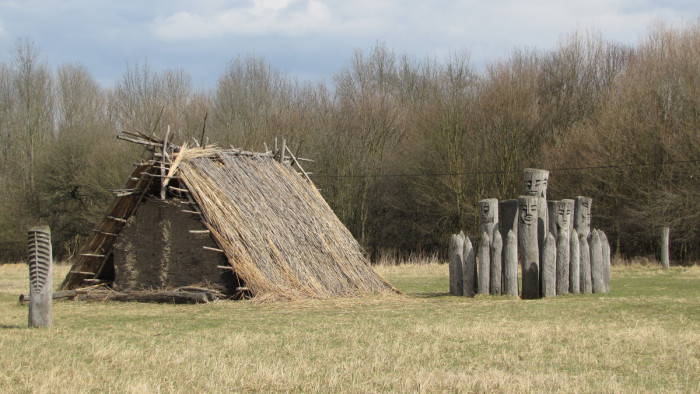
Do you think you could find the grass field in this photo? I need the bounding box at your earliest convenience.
[1,261,699,392]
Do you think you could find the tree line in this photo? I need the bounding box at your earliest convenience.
[2,20,700,263]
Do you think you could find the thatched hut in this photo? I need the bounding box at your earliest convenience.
[59,133,396,300]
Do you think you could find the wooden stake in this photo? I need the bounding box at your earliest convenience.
[161,126,170,200]
[200,113,208,149]
[286,146,314,184]
[279,138,286,163]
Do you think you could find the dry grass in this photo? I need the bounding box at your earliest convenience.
[1,261,699,392]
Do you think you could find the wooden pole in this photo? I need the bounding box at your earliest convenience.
[160,126,170,200]
[279,138,286,163]
[448,234,464,296]
[660,227,670,270]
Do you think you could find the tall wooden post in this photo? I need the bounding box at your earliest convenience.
[28,226,52,328]
[518,196,540,299]
[660,227,670,270]
[448,234,464,296]
[503,230,519,296]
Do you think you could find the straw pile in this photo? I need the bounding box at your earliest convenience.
[178,150,396,299]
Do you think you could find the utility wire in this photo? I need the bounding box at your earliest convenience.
[312,158,700,179]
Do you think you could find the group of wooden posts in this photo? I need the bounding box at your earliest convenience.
[449,168,611,299]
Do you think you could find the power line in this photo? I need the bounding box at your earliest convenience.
[312,158,700,179]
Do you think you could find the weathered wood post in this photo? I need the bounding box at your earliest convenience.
[499,199,518,292]
[556,229,569,295]
[590,230,605,293]
[523,168,549,249]
[518,195,540,299]
[550,199,573,295]
[504,230,519,296]
[541,233,557,297]
[569,228,580,294]
[660,227,670,270]
[448,233,464,296]
[600,230,611,293]
[462,235,476,297]
[478,198,499,295]
[478,232,490,295]
[574,196,593,240]
[523,169,549,291]
[28,226,52,328]
[580,234,592,294]
[490,229,503,295]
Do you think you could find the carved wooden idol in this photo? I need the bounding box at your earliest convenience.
[28,226,52,328]
[518,195,540,299]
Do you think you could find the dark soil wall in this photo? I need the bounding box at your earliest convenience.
[113,198,230,292]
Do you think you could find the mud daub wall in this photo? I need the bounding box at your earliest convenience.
[113,198,229,291]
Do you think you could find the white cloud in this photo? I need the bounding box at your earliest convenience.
[1,0,699,87]
[151,0,332,39]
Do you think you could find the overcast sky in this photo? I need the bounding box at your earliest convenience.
[0,1,698,88]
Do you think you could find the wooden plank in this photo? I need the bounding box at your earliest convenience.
[113,189,139,197]
[141,172,176,179]
[117,134,163,148]
[92,229,118,236]
[69,271,96,275]
[286,146,314,184]
[107,216,127,223]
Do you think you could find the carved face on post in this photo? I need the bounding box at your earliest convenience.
[523,168,549,198]
[574,196,593,238]
[478,199,497,225]
[518,196,538,227]
[554,200,572,233]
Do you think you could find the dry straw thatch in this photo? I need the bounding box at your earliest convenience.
[61,134,396,300]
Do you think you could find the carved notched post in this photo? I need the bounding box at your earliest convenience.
[28,226,52,328]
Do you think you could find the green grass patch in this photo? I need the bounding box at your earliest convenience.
[0,262,698,392]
